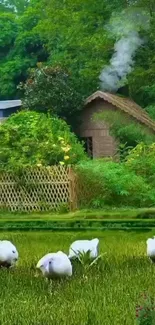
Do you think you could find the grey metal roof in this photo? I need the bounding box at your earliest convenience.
[0,100,22,109]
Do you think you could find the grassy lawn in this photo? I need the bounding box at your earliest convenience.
[1,207,155,220]
[0,230,155,324]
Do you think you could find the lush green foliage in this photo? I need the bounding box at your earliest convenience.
[94,111,155,158]
[0,0,29,14]
[76,159,154,208]
[145,105,155,120]
[21,65,83,121]
[0,7,48,99]
[1,0,155,117]
[0,110,86,172]
[37,0,155,106]
[0,230,155,325]
[1,0,155,211]
[76,140,155,209]
[36,0,112,97]
[126,142,155,183]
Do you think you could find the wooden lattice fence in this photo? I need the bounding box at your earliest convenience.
[0,166,77,212]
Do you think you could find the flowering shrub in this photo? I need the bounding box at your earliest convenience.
[136,292,155,324]
[0,110,86,173]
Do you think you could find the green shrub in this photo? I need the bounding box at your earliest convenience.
[0,110,86,173]
[126,142,155,184]
[94,111,155,159]
[76,160,154,208]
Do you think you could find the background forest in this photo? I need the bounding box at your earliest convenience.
[0,0,155,119]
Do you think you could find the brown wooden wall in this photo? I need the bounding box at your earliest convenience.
[76,98,118,158]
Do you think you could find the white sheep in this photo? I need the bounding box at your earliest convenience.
[0,240,18,268]
[146,237,155,263]
[68,238,99,259]
[36,251,72,279]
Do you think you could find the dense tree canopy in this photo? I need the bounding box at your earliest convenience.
[36,0,155,105]
[0,6,48,99]
[21,65,83,123]
[0,0,155,118]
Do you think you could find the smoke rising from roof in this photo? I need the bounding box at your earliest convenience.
[99,10,149,93]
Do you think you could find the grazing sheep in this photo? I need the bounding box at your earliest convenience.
[0,240,18,268]
[68,238,99,259]
[36,251,72,279]
[146,237,155,263]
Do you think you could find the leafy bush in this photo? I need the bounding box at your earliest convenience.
[126,142,155,185]
[76,160,154,208]
[94,111,155,159]
[0,110,86,173]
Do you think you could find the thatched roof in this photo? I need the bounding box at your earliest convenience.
[85,91,155,132]
[0,100,22,110]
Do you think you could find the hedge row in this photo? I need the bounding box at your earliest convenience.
[1,219,155,231]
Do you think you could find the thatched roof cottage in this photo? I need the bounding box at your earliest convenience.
[76,91,155,158]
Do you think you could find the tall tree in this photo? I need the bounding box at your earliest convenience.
[37,0,113,97]
[21,65,83,124]
[37,0,155,106]
[0,5,48,99]
[0,0,155,116]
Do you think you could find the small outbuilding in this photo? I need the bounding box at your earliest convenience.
[77,91,155,158]
[0,100,22,122]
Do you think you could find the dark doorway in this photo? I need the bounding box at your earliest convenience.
[81,137,93,158]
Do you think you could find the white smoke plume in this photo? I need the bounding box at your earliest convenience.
[99,10,149,93]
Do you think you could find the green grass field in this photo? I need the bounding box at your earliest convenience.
[1,207,155,220]
[0,230,155,324]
